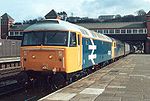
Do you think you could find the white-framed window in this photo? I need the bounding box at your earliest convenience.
[98,29,103,33]
[121,29,126,34]
[133,29,138,34]
[115,29,120,34]
[109,29,114,34]
[103,29,109,34]
[127,29,131,34]
[144,29,147,34]
[20,32,23,36]
[15,32,19,36]
[9,32,14,36]
[139,29,144,34]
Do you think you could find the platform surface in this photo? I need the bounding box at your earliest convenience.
[39,54,150,101]
[0,57,21,79]
[0,57,20,63]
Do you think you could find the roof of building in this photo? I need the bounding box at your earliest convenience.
[9,24,31,31]
[147,11,150,16]
[76,22,146,29]
[1,13,14,20]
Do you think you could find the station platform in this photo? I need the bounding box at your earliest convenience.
[0,57,21,79]
[39,54,150,101]
[0,57,20,63]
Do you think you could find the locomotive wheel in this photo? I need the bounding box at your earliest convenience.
[16,72,28,86]
[47,73,66,90]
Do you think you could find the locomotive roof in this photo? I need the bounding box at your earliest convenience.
[25,19,112,42]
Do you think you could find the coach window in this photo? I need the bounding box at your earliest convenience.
[70,32,77,47]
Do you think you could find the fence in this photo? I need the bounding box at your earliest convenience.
[0,39,21,57]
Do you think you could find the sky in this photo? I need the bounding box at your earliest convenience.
[0,0,150,22]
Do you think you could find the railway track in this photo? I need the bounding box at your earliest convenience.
[0,57,120,101]
[0,58,23,96]
[0,61,109,101]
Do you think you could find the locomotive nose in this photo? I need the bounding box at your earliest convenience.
[21,48,65,72]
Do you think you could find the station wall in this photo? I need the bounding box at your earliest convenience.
[0,39,21,57]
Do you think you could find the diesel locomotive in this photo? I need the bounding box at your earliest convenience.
[20,19,130,86]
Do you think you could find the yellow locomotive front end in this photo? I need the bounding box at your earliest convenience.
[20,20,82,86]
[21,46,65,72]
[21,30,82,74]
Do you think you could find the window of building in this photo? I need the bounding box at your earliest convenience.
[98,30,103,33]
[94,30,98,32]
[121,29,126,33]
[133,29,137,34]
[9,32,14,36]
[139,29,143,34]
[115,29,120,34]
[109,29,114,34]
[20,32,23,36]
[127,29,131,34]
[103,29,109,34]
[144,29,147,33]
[14,32,19,36]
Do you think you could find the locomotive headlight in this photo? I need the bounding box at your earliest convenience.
[32,55,36,59]
[49,55,53,59]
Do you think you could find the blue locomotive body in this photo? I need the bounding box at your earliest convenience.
[82,38,112,69]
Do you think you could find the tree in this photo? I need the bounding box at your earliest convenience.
[58,11,68,21]
[136,9,146,16]
[115,14,121,18]
[23,17,44,24]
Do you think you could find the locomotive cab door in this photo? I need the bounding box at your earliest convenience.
[65,31,82,73]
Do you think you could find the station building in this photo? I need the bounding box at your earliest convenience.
[0,13,29,40]
[1,13,14,39]
[8,24,30,40]
[76,11,150,53]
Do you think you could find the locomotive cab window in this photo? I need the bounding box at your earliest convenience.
[69,32,77,47]
[78,34,80,45]
[44,31,68,46]
[22,31,68,46]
